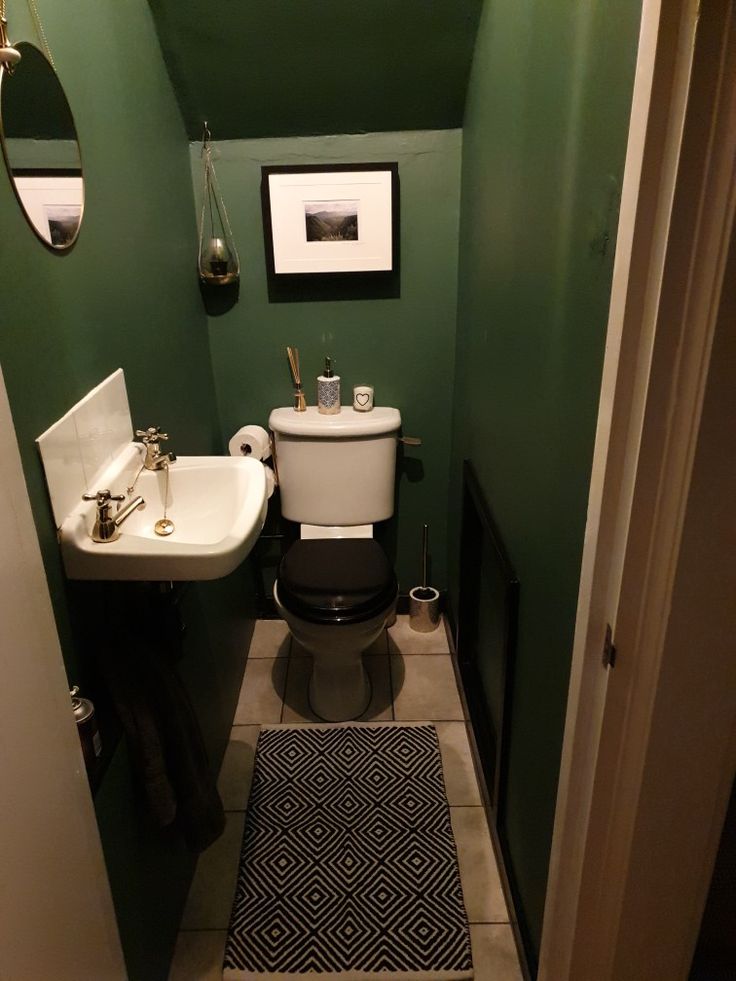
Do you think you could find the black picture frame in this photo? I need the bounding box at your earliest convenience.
[261,162,400,302]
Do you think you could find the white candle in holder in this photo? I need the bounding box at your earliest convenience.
[353,385,374,412]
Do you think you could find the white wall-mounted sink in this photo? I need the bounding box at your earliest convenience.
[59,447,268,581]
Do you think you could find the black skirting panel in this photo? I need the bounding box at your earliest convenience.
[456,460,538,978]
[457,460,519,814]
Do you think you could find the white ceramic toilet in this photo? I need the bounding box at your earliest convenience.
[269,405,401,722]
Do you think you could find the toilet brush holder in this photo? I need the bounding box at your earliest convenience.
[409,523,440,632]
[409,585,440,632]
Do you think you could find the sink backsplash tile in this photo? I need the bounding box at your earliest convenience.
[36,412,86,530]
[37,369,133,528]
[74,370,132,489]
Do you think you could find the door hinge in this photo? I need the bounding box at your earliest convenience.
[602,623,617,668]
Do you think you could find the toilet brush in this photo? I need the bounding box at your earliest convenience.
[409,523,440,632]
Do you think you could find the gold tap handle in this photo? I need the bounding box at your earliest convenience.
[135,427,168,442]
[82,489,125,505]
[82,489,125,523]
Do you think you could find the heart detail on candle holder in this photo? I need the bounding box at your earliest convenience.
[356,392,370,406]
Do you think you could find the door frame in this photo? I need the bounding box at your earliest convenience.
[539,1,736,978]
[0,364,126,980]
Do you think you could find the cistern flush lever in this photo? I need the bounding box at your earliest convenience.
[82,489,145,543]
[399,436,422,447]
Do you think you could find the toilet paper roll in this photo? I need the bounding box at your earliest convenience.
[264,464,277,499]
[229,425,270,460]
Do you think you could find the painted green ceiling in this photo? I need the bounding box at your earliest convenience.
[148,1,483,139]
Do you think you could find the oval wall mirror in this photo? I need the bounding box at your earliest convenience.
[0,42,84,250]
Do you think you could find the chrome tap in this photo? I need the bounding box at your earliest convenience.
[82,490,145,543]
[135,426,177,471]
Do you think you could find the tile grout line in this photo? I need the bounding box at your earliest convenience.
[389,653,452,657]
[394,719,468,724]
[386,633,396,721]
[178,927,228,934]
[468,920,513,925]
[279,637,293,724]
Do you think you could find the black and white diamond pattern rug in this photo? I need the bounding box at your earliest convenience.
[223,723,473,980]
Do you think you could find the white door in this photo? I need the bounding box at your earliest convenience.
[0,364,126,980]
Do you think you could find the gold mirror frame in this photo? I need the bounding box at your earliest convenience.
[0,41,84,252]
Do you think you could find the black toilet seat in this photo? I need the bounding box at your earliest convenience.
[277,538,397,626]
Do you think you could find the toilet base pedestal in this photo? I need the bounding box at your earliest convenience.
[273,580,394,723]
[308,654,371,722]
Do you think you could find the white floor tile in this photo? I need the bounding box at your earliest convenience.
[247,619,290,658]
[217,726,261,810]
[436,722,482,805]
[470,924,524,981]
[282,654,393,723]
[233,658,287,725]
[388,613,450,654]
[391,654,465,721]
[451,807,508,923]
[180,813,245,930]
[168,930,227,981]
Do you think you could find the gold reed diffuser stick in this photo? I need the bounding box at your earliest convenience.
[286,346,307,412]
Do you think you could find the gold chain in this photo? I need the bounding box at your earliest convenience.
[26,0,54,67]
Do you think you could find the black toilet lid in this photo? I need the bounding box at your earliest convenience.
[278,539,397,625]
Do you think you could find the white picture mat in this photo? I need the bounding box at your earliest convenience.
[13,176,83,243]
[267,170,393,274]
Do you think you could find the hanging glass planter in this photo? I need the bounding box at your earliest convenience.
[198,122,239,287]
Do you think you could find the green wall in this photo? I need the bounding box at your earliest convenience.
[191,130,462,590]
[0,4,254,979]
[451,0,641,966]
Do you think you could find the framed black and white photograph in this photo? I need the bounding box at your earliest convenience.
[12,174,83,249]
[44,204,82,247]
[261,163,398,283]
